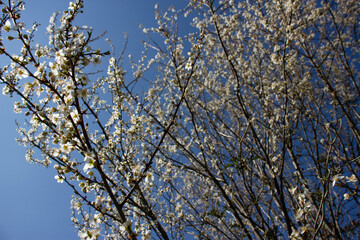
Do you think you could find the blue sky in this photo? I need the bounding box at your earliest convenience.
[0,1,187,239]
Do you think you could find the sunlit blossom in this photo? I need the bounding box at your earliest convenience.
[0,0,359,239]
[346,174,357,183]
[332,174,344,187]
[3,20,11,32]
[55,175,64,183]
[344,193,351,200]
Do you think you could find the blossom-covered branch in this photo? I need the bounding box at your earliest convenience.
[0,0,359,239]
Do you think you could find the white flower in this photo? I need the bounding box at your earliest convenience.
[94,213,103,222]
[51,113,61,124]
[64,94,74,105]
[17,68,29,79]
[83,162,94,172]
[119,220,132,233]
[69,2,77,11]
[13,102,22,113]
[346,174,357,183]
[61,143,73,154]
[109,57,116,65]
[332,174,344,186]
[84,153,95,163]
[78,230,87,239]
[49,62,59,76]
[54,175,64,183]
[78,229,101,240]
[55,49,65,63]
[344,193,351,200]
[34,62,46,77]
[70,110,80,123]
[3,20,11,32]
[91,56,101,66]
[289,187,297,195]
[271,53,279,64]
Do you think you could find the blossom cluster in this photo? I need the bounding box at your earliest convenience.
[0,0,359,239]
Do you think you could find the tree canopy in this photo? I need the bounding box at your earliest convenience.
[0,0,359,239]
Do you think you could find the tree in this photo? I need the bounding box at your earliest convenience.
[0,0,359,239]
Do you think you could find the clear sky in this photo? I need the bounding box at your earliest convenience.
[0,1,187,239]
